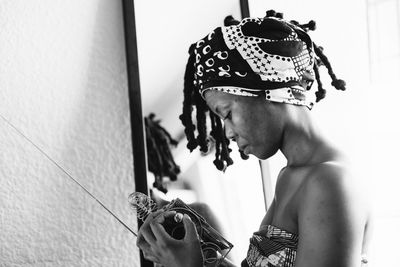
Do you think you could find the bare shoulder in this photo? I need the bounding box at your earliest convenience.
[295,161,370,267]
[299,161,369,221]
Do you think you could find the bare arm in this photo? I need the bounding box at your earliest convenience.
[295,164,368,267]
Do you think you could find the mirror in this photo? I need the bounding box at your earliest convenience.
[134,0,266,262]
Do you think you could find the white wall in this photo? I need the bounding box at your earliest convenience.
[135,0,242,138]
[0,1,139,266]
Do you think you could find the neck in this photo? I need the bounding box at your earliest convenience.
[280,107,339,167]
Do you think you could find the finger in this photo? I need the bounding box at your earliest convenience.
[137,210,163,247]
[143,210,164,226]
[136,235,149,250]
[140,243,155,260]
[141,226,157,246]
[148,210,179,245]
[142,250,160,264]
[153,210,177,224]
[150,218,174,244]
[137,239,151,251]
[182,214,200,241]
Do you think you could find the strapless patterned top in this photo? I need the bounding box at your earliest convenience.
[241,225,368,267]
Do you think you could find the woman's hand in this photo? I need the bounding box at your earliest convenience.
[136,210,204,267]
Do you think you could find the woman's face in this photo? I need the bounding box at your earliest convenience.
[204,90,284,160]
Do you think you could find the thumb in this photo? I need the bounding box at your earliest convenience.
[182,214,199,241]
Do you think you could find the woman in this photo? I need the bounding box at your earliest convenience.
[137,11,371,267]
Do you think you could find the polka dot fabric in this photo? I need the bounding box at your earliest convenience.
[191,16,317,109]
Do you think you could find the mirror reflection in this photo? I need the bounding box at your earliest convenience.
[135,1,265,263]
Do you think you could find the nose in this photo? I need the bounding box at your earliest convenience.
[224,124,236,141]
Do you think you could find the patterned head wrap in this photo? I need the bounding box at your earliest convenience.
[180,11,346,171]
[194,16,317,108]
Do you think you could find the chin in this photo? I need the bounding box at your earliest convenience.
[257,147,279,160]
[249,149,266,160]
[257,153,269,160]
[258,154,269,160]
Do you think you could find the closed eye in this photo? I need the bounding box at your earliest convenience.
[223,111,232,121]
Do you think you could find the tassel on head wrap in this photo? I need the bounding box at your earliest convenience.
[180,10,346,170]
[146,113,181,193]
